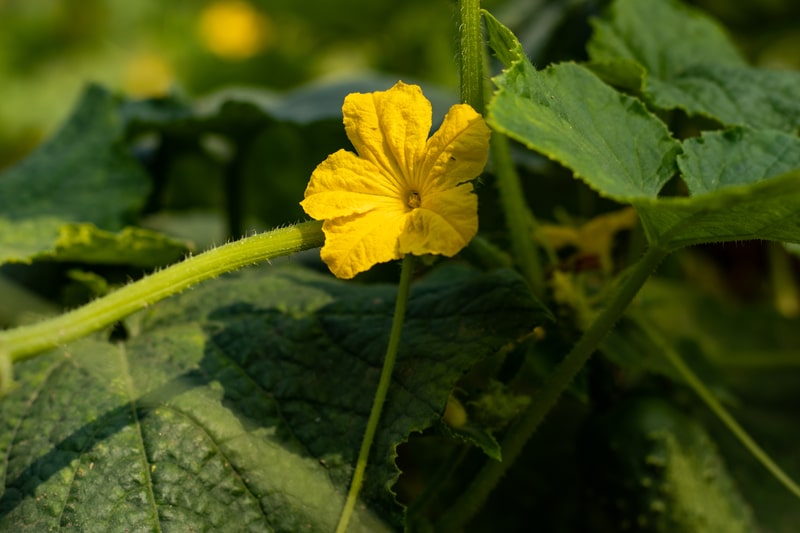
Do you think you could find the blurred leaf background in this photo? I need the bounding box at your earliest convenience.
[2,0,799,172]
[0,0,471,170]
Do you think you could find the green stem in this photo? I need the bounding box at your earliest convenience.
[458,0,484,113]
[0,221,324,363]
[458,0,545,296]
[335,255,415,533]
[436,244,668,530]
[493,133,545,296]
[639,318,800,499]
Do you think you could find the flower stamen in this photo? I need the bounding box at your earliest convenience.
[407,191,422,209]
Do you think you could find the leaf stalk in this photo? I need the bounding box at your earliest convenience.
[335,255,415,533]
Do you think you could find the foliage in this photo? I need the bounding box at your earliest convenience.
[1,0,799,531]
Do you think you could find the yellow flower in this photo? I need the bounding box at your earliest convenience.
[300,81,491,279]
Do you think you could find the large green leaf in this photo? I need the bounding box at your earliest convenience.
[0,85,155,265]
[634,129,800,249]
[0,264,547,531]
[588,0,800,132]
[487,59,680,201]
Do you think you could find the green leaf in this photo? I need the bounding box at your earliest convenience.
[0,85,152,265]
[3,77,447,266]
[645,64,800,132]
[587,0,744,78]
[482,10,525,69]
[678,128,800,195]
[583,58,645,93]
[581,397,758,532]
[0,264,547,530]
[588,0,800,131]
[49,224,189,267]
[134,76,457,146]
[0,220,190,268]
[196,75,458,126]
[486,12,800,250]
[634,129,800,249]
[487,60,680,201]
[636,171,800,250]
[443,423,503,462]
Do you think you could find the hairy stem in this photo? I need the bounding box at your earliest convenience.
[459,0,484,113]
[436,244,668,530]
[336,255,415,533]
[0,221,324,363]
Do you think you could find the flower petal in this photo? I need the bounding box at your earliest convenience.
[418,104,490,192]
[399,183,478,256]
[342,82,432,188]
[301,149,402,220]
[320,206,408,279]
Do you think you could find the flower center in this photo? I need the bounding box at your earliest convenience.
[407,191,421,209]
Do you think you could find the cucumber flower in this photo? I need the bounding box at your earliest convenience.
[300,81,491,279]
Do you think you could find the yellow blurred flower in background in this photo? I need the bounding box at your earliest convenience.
[198,0,272,60]
[124,53,174,97]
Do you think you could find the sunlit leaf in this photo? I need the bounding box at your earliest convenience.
[487,60,680,201]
